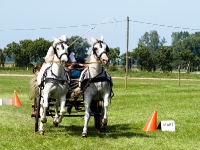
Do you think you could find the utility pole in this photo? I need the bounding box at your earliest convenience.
[178,65,180,86]
[125,16,129,89]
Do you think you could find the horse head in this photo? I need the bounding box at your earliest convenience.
[90,35,109,65]
[45,35,70,64]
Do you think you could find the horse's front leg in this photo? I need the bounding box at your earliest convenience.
[100,93,110,131]
[82,94,92,137]
[39,97,48,135]
[40,93,48,123]
[56,95,66,124]
[39,105,45,135]
[53,101,59,127]
[38,93,49,135]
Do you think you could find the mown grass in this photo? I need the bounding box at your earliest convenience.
[0,67,33,74]
[108,68,200,79]
[0,73,200,149]
[2,65,200,78]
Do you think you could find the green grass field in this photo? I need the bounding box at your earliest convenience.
[0,74,200,150]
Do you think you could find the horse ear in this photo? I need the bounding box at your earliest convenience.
[100,35,104,41]
[60,35,68,42]
[52,36,59,43]
[91,37,97,44]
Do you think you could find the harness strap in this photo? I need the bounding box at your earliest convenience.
[52,44,70,60]
[80,68,114,101]
[92,41,108,60]
[45,78,68,85]
[38,62,70,89]
[38,64,52,89]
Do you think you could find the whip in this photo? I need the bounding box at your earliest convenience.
[68,17,117,47]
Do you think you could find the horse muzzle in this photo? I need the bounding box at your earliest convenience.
[100,53,109,65]
[60,55,68,64]
[101,58,109,65]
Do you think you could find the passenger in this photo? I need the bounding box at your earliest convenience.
[67,52,85,78]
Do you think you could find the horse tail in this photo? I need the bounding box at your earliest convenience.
[29,73,39,100]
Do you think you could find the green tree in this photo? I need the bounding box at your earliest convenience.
[18,40,33,67]
[139,30,166,55]
[179,49,196,72]
[0,49,5,67]
[4,40,34,67]
[132,44,155,71]
[108,47,120,65]
[4,38,52,67]
[155,46,174,72]
[4,42,22,67]
[171,31,190,59]
[120,51,135,68]
[68,36,90,58]
[28,38,52,63]
[182,34,200,57]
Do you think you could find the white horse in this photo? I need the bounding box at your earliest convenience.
[79,35,113,137]
[35,35,70,135]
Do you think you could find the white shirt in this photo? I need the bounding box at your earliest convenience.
[69,52,76,62]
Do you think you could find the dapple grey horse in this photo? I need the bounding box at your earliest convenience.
[79,36,113,137]
[34,35,70,135]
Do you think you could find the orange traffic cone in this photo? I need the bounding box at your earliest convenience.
[12,90,22,106]
[142,110,157,131]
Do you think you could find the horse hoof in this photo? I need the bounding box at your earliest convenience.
[53,122,58,127]
[39,130,44,135]
[82,132,87,138]
[41,118,47,123]
[99,126,106,132]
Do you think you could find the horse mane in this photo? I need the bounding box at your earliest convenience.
[45,46,54,62]
[85,50,93,63]
[44,35,68,62]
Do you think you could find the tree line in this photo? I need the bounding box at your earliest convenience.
[0,31,200,72]
[121,31,200,72]
[0,36,90,67]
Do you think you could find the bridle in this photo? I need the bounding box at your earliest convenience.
[53,41,71,61]
[39,41,71,88]
[92,40,109,61]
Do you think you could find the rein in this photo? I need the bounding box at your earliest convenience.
[84,61,101,64]
[45,60,61,63]
[52,44,69,60]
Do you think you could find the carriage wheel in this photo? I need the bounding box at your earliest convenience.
[34,96,40,132]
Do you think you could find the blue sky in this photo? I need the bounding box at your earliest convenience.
[1,0,200,54]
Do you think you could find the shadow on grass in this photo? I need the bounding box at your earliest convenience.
[46,123,153,138]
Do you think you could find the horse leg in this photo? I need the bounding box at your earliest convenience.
[100,94,110,132]
[82,94,92,137]
[40,94,48,123]
[39,94,48,135]
[56,95,66,124]
[39,104,47,135]
[53,101,59,127]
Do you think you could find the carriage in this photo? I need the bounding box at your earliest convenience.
[31,77,105,132]
[30,35,113,137]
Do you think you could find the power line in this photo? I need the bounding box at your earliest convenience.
[130,20,200,31]
[0,20,200,31]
